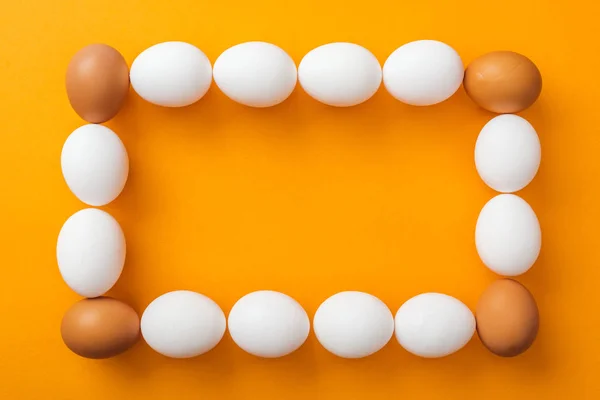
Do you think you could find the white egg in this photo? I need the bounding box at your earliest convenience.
[61,124,128,206]
[383,40,464,106]
[141,290,226,358]
[213,42,297,107]
[476,194,541,276]
[130,41,212,107]
[56,208,125,297]
[475,114,541,193]
[228,290,309,358]
[313,291,394,358]
[298,42,382,107]
[395,293,475,358]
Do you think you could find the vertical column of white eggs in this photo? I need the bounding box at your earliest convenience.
[474,115,542,276]
[59,125,129,298]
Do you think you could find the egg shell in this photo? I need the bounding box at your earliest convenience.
[65,44,130,123]
[475,115,541,193]
[61,297,140,359]
[141,291,226,358]
[313,291,394,358]
[213,42,297,107]
[227,290,309,358]
[476,279,539,357]
[475,194,541,276]
[61,124,129,206]
[383,40,464,106]
[394,293,475,358]
[57,208,126,297]
[464,51,542,113]
[130,42,212,107]
[298,42,382,107]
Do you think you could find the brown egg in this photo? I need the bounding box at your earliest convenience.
[66,44,130,123]
[476,279,539,357]
[464,51,542,113]
[61,297,140,359]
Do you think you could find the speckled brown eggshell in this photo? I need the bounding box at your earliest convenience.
[66,44,130,123]
[464,51,542,114]
[61,297,140,359]
[476,279,539,357]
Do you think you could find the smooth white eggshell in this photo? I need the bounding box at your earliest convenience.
[130,41,212,107]
[383,40,464,106]
[228,290,309,358]
[313,291,394,358]
[61,124,129,206]
[475,114,541,193]
[395,293,475,358]
[213,42,297,107]
[141,290,226,358]
[57,208,125,297]
[298,42,382,107]
[476,194,541,276]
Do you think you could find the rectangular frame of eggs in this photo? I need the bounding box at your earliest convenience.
[58,40,541,360]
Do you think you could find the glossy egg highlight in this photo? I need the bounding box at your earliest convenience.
[141,291,226,358]
[130,42,212,107]
[228,290,310,358]
[61,297,140,359]
[57,208,126,297]
[66,44,130,123]
[213,42,297,107]
[476,279,539,357]
[475,115,541,193]
[61,124,129,206]
[383,40,464,106]
[298,42,382,107]
[464,51,542,113]
[395,293,475,358]
[476,194,541,276]
[313,291,394,358]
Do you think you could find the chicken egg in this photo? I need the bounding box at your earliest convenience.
[57,208,126,297]
[313,291,394,358]
[383,40,464,106]
[395,293,475,358]
[213,42,297,107]
[464,51,542,113]
[476,279,539,357]
[141,291,226,358]
[130,42,212,107]
[476,194,541,276]
[65,44,130,123]
[61,124,129,206]
[228,290,309,358]
[298,42,382,107]
[61,297,140,359]
[475,114,541,193]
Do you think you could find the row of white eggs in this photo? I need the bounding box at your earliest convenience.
[129,40,465,108]
[141,289,475,359]
[60,114,540,208]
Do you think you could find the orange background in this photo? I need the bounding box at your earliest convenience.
[1,0,599,398]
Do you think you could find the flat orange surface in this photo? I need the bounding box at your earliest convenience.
[1,0,598,398]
